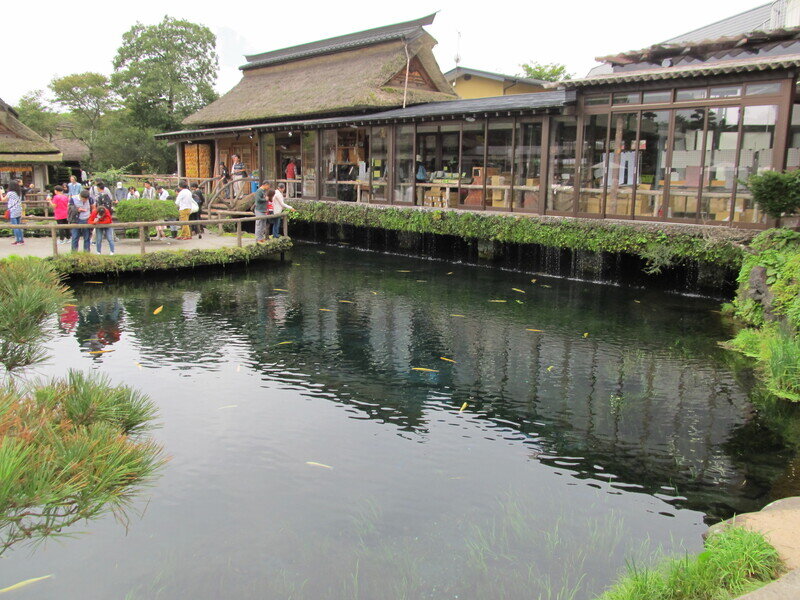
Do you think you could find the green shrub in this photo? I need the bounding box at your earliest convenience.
[600,526,783,600]
[114,199,178,223]
[745,170,800,219]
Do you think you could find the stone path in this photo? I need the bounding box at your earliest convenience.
[0,231,257,259]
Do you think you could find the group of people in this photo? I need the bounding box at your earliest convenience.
[253,181,294,242]
[217,154,299,199]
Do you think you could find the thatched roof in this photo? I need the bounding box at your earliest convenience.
[184,27,456,127]
[51,127,90,163]
[0,98,62,162]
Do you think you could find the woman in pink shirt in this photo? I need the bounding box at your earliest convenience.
[50,185,71,244]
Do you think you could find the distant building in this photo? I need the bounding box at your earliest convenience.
[0,98,61,189]
[444,67,546,99]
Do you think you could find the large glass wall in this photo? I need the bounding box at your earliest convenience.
[636,111,669,219]
[322,129,337,198]
[301,131,317,198]
[668,108,706,220]
[513,120,542,211]
[394,125,414,205]
[547,117,578,213]
[702,106,740,221]
[412,124,461,208]
[606,112,638,218]
[369,126,389,203]
[259,133,277,183]
[735,105,777,224]
[578,114,608,215]
[461,122,486,207]
[486,121,514,210]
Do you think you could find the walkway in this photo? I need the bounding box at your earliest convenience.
[0,231,257,259]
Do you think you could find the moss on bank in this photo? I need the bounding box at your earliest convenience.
[600,526,783,600]
[727,230,800,402]
[289,201,753,270]
[43,238,292,276]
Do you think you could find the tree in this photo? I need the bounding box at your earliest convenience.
[112,16,218,131]
[14,90,59,140]
[49,72,118,162]
[518,61,574,82]
[91,110,176,173]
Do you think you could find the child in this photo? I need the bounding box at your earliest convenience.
[88,205,115,255]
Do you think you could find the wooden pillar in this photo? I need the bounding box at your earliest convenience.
[139,226,146,255]
[176,142,185,177]
[282,214,288,237]
[236,221,243,247]
[51,224,58,256]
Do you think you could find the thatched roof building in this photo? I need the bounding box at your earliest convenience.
[0,98,62,164]
[183,14,456,127]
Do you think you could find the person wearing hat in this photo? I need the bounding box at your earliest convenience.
[114,182,126,203]
[415,154,428,206]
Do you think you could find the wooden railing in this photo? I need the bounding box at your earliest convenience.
[2,214,288,257]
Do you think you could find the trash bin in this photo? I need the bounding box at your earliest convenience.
[251,181,258,193]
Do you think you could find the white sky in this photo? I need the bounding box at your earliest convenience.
[2,0,763,107]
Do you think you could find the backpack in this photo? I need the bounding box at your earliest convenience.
[67,198,80,224]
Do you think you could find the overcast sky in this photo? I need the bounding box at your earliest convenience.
[3,0,764,106]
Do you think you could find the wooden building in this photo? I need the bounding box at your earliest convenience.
[444,67,547,99]
[160,11,800,229]
[0,98,61,189]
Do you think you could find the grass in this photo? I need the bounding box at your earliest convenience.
[728,326,800,402]
[599,526,783,600]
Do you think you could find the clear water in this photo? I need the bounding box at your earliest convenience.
[3,243,797,599]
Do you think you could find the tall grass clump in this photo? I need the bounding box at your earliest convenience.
[600,526,783,600]
[0,259,164,554]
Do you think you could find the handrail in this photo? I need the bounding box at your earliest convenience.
[2,213,288,257]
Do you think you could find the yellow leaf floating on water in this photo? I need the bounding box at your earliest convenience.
[416,280,427,283]
[450,314,466,318]
[440,357,456,363]
[0,574,53,594]
[218,404,238,410]
[515,300,524,304]
[541,284,552,288]
[634,300,641,304]
[274,288,288,292]
[87,350,114,354]
[583,332,590,338]
[317,251,326,254]
[412,367,439,373]
[371,291,378,295]
[460,402,468,412]
[546,365,555,372]
[85,281,103,284]
[512,288,525,294]
[339,300,353,304]
[319,308,333,312]
[489,300,507,303]
[306,461,333,469]
[153,306,163,315]
[446,272,454,275]
[278,341,293,345]
[397,270,411,273]
[531,279,537,283]
[526,329,543,332]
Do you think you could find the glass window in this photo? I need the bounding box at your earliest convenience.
[322,129,337,198]
[613,92,640,105]
[301,131,317,198]
[636,110,670,219]
[735,105,776,224]
[260,133,276,182]
[461,122,486,207]
[642,90,671,104]
[577,114,608,215]
[513,120,542,211]
[787,103,800,170]
[369,126,388,202]
[585,95,610,106]
[334,128,364,202]
[676,88,707,101]
[546,116,578,213]
[702,106,740,221]
[486,121,514,209]
[393,125,414,204]
[709,86,742,98]
[746,82,782,96]
[606,112,638,217]
[667,108,706,219]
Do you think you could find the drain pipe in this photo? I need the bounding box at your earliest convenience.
[402,37,411,109]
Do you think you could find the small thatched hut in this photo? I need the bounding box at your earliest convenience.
[0,98,62,189]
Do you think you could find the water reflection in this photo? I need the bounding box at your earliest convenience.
[21,242,798,599]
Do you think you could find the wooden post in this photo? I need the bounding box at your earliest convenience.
[51,224,58,256]
[236,221,242,247]
[139,226,146,255]
[218,220,224,236]
[282,214,288,237]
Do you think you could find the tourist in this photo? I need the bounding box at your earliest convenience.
[114,182,126,203]
[175,181,194,240]
[218,162,231,198]
[70,190,92,252]
[67,175,82,199]
[126,186,140,199]
[231,154,247,198]
[89,205,114,255]
[142,181,156,200]
[94,183,115,213]
[272,183,295,238]
[2,181,24,245]
[156,185,169,201]
[253,182,271,242]
[285,158,297,197]
[189,183,205,237]
[50,185,71,243]
[415,155,428,205]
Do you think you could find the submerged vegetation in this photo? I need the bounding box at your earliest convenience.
[0,258,163,554]
[599,526,783,600]
[289,200,752,271]
[728,229,800,402]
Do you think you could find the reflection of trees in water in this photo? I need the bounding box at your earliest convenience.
[73,257,800,520]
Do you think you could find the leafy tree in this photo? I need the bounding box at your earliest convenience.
[112,16,218,131]
[92,110,176,173]
[49,72,118,162]
[14,90,59,140]
[518,61,573,82]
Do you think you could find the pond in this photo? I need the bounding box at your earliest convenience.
[4,243,798,599]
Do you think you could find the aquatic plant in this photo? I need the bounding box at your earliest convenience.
[599,526,783,600]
